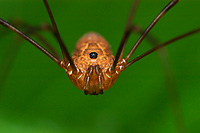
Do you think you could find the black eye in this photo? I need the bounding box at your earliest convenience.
[89,52,98,59]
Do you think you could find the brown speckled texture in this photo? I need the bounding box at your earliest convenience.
[65,32,123,94]
[72,32,114,72]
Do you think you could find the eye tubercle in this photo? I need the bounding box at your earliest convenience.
[89,52,98,59]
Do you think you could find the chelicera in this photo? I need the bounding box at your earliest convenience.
[0,0,199,95]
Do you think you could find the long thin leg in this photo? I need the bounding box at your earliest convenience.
[0,23,62,89]
[130,24,188,133]
[31,33,61,61]
[125,0,179,62]
[130,25,160,45]
[43,0,76,71]
[125,28,200,68]
[0,18,62,66]
[111,0,139,71]
[7,19,62,61]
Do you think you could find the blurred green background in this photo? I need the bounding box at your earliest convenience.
[0,0,200,133]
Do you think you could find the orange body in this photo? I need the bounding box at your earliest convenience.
[64,32,125,95]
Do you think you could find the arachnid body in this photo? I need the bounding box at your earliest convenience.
[70,32,120,95]
[0,0,199,96]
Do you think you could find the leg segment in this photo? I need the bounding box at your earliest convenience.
[125,28,200,67]
[43,0,76,71]
[125,0,180,62]
[112,0,139,70]
[0,18,61,66]
[0,20,64,89]
[2,19,62,61]
[129,24,160,45]
[0,17,74,91]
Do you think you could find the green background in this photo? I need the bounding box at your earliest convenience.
[0,0,200,133]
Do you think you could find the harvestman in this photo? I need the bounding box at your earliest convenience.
[0,0,199,95]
